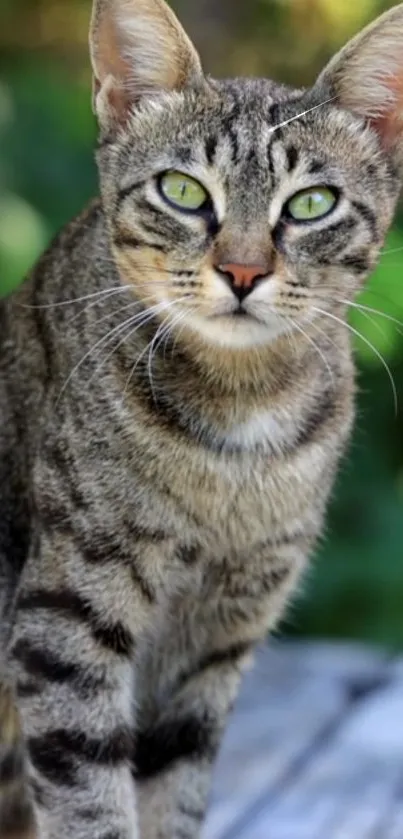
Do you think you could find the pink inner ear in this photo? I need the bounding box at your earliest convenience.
[96,14,134,125]
[370,71,403,149]
[97,13,129,82]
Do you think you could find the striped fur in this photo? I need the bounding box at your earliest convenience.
[1,1,403,837]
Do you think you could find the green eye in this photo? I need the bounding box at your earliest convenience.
[159,171,208,211]
[286,187,337,221]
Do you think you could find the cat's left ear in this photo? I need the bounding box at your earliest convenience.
[315,3,403,168]
[90,0,204,134]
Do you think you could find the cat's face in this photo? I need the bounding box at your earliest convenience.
[103,81,397,349]
[92,0,403,351]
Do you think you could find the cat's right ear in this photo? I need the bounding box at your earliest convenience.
[314,3,403,169]
[90,0,204,134]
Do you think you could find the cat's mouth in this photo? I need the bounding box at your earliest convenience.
[231,305,249,317]
[223,305,267,326]
[210,302,259,321]
[187,303,286,348]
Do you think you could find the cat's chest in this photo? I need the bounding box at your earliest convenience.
[118,390,332,557]
[211,406,291,453]
[145,428,326,556]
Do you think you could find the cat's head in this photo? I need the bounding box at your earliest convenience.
[90,0,403,350]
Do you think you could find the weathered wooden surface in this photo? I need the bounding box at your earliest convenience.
[204,641,403,839]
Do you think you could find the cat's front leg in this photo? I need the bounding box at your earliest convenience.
[135,541,306,839]
[9,528,156,839]
[135,640,251,839]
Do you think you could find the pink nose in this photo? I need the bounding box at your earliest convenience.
[216,262,269,297]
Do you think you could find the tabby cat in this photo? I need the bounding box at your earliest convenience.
[1,1,403,837]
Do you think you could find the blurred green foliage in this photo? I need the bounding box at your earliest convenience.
[1,0,403,647]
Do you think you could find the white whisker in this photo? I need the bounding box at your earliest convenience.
[70,290,132,323]
[82,295,156,330]
[347,307,391,345]
[70,283,183,324]
[269,97,336,134]
[338,297,403,336]
[162,310,188,362]
[313,306,398,416]
[380,245,403,256]
[281,313,335,386]
[307,318,340,354]
[169,306,198,357]
[56,302,168,403]
[146,310,185,404]
[86,304,164,385]
[123,298,188,396]
[19,285,132,310]
[153,308,185,369]
[146,316,171,404]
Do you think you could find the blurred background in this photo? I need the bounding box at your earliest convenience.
[1,0,403,648]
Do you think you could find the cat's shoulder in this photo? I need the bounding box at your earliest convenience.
[1,197,109,334]
[40,197,105,268]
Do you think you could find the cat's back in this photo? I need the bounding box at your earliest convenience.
[1,198,106,423]
[0,198,106,404]
[0,200,105,619]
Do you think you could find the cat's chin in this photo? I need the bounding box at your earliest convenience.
[184,312,286,349]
